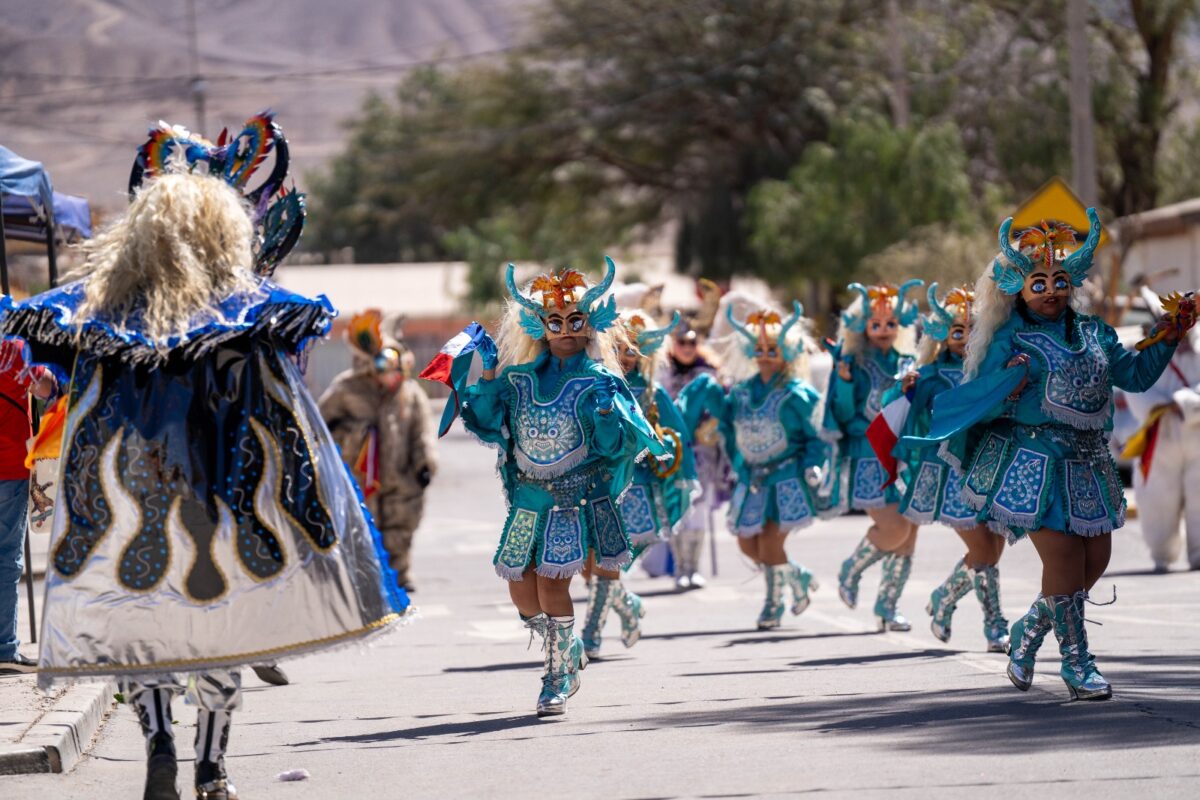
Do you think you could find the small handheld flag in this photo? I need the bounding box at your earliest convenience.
[867,392,912,487]
[419,322,490,437]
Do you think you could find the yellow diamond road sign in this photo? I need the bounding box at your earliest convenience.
[1009,177,1110,249]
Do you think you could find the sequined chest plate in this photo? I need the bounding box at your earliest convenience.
[508,372,593,476]
[732,384,789,465]
[1014,321,1110,427]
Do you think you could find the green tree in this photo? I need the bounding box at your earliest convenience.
[748,113,975,305]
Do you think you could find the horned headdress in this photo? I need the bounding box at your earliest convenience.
[839,280,924,333]
[505,256,620,340]
[990,207,1102,295]
[727,301,806,360]
[922,283,975,342]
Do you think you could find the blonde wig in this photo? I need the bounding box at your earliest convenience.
[496,282,624,375]
[614,309,668,387]
[70,173,256,344]
[717,305,816,385]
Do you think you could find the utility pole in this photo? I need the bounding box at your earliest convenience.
[1067,0,1098,207]
[886,0,910,130]
[185,0,206,133]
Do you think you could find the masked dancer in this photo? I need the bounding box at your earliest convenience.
[889,285,1009,652]
[825,281,923,631]
[0,116,410,800]
[911,210,1191,700]
[680,302,823,630]
[580,310,699,659]
[452,259,668,717]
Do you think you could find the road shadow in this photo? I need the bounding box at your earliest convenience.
[443,660,541,674]
[615,667,1200,753]
[293,714,544,745]
[719,630,883,648]
[789,649,960,668]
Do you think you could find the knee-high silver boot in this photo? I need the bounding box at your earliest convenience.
[838,534,885,609]
[536,615,587,717]
[1006,594,1052,691]
[926,558,972,642]
[581,578,616,659]
[972,564,1009,653]
[874,553,913,632]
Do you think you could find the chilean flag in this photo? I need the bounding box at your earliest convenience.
[419,322,490,437]
[867,392,912,487]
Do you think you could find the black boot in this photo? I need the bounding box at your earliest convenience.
[145,733,180,800]
[194,710,238,799]
[132,688,180,800]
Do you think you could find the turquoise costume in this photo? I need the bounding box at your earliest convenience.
[678,302,821,631]
[444,258,670,717]
[684,372,825,536]
[582,310,696,661]
[828,281,923,633]
[461,349,667,579]
[619,372,699,548]
[910,208,1186,700]
[931,310,1174,540]
[892,350,975,528]
[822,344,913,513]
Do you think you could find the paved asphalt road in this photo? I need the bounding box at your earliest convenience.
[4,430,1199,798]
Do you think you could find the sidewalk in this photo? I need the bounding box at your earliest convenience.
[0,540,114,774]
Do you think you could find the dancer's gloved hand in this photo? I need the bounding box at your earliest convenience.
[593,376,617,415]
[804,466,822,488]
[477,329,499,371]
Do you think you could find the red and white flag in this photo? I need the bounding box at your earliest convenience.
[867,393,911,487]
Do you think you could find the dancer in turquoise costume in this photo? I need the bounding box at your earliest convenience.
[892,285,1009,652]
[825,281,923,632]
[457,259,668,716]
[580,310,699,659]
[680,302,823,630]
[911,210,1193,700]
[0,116,408,800]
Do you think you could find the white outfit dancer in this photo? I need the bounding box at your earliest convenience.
[1124,330,1200,571]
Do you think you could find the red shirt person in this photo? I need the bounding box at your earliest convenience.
[0,339,55,673]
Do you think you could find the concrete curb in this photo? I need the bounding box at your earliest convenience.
[0,680,116,775]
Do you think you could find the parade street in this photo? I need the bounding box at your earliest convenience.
[5,429,1199,799]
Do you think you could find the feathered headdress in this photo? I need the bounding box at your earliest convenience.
[923,283,975,341]
[506,256,619,339]
[347,309,403,373]
[990,207,1101,295]
[127,110,305,277]
[727,301,805,360]
[840,280,924,332]
[622,310,680,356]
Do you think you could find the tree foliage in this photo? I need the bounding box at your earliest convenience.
[748,113,975,297]
[308,0,1200,310]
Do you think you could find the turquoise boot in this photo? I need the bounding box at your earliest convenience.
[838,535,885,609]
[972,565,1009,653]
[536,615,587,717]
[1050,591,1112,701]
[786,561,819,616]
[581,578,616,659]
[874,553,913,632]
[610,582,645,648]
[1006,595,1051,691]
[757,565,787,630]
[926,558,972,642]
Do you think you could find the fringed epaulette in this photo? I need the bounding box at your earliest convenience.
[0,280,335,365]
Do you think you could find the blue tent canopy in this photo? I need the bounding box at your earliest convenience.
[2,192,93,242]
[0,145,54,212]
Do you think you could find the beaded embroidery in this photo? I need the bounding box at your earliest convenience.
[508,372,593,477]
[731,384,789,465]
[1014,320,1111,429]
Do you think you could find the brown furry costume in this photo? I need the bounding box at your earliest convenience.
[319,329,437,589]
